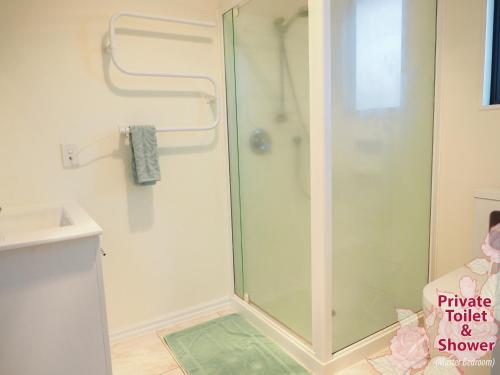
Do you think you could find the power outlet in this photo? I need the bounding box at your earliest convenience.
[61,144,79,168]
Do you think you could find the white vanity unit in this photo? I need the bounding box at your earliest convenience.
[0,202,112,375]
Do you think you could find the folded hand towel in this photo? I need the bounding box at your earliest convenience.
[130,125,161,185]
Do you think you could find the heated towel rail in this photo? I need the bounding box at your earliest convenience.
[107,12,220,136]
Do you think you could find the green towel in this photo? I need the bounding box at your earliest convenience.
[130,126,161,185]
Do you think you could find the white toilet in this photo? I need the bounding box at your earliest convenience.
[423,189,500,367]
[423,189,500,310]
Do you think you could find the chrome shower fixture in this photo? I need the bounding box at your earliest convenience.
[274,6,308,34]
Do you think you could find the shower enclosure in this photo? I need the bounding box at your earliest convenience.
[222,0,437,371]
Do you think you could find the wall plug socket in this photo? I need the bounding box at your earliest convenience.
[61,144,79,168]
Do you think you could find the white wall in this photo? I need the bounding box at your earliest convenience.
[0,0,232,332]
[434,0,500,277]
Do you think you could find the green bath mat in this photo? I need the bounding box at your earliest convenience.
[164,314,309,375]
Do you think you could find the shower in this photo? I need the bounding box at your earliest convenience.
[274,6,309,128]
[223,1,313,343]
[273,6,310,198]
[223,0,437,369]
[274,6,308,35]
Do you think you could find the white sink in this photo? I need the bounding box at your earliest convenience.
[0,201,102,252]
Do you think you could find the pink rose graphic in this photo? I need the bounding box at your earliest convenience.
[389,325,430,372]
[482,224,500,264]
[459,277,477,298]
[434,307,497,361]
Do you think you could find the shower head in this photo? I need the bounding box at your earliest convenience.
[296,6,309,18]
[274,6,308,34]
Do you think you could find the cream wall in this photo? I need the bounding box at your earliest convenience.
[434,0,500,277]
[0,0,232,332]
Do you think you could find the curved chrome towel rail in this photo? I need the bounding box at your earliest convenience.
[107,12,220,136]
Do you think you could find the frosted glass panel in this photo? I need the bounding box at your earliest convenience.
[223,0,311,342]
[331,0,437,352]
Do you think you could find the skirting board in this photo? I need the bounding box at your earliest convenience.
[109,296,230,343]
[230,295,402,375]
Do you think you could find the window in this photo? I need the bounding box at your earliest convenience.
[355,0,403,111]
[486,0,500,104]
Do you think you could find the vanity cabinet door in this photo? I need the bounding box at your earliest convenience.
[0,236,112,375]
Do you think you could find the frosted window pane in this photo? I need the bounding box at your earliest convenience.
[356,0,402,111]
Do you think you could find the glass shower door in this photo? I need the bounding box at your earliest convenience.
[330,0,437,352]
[223,0,312,342]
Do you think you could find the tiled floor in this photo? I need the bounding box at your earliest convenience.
[336,360,378,375]
[110,308,378,375]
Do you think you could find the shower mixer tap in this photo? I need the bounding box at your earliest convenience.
[250,128,272,154]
